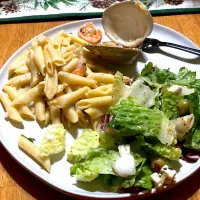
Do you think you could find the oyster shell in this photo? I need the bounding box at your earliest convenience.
[85,1,153,64]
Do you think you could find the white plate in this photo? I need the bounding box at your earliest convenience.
[0,18,200,199]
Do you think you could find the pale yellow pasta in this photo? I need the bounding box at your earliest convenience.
[43,46,53,75]
[5,73,31,87]
[26,50,41,87]
[76,107,89,128]
[0,93,23,123]
[67,33,88,45]
[65,85,73,93]
[84,106,109,120]
[33,46,46,76]
[61,58,79,72]
[46,43,66,67]
[12,82,44,106]
[31,40,39,51]
[63,106,78,123]
[62,37,71,46]
[14,66,30,75]
[8,50,29,76]
[3,86,34,119]
[37,35,50,46]
[77,96,113,110]
[60,44,75,55]
[45,107,51,126]
[90,118,101,131]
[87,73,114,83]
[86,66,93,75]
[58,72,97,88]
[86,61,111,74]
[18,135,51,172]
[49,105,60,124]
[35,96,46,121]
[56,83,68,94]
[49,86,90,108]
[44,69,58,100]
[51,35,63,50]
[86,84,113,98]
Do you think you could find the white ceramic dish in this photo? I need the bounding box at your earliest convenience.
[0,18,200,199]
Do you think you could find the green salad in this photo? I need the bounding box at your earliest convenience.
[67,62,200,193]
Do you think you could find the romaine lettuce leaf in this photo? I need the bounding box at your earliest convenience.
[161,91,183,119]
[184,126,200,151]
[70,148,120,182]
[67,129,99,163]
[40,124,66,157]
[108,98,175,145]
[112,71,127,105]
[141,141,181,161]
[134,163,153,191]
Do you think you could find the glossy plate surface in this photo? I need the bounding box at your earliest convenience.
[0,18,200,199]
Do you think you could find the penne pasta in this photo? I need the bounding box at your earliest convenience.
[63,106,78,123]
[87,72,114,83]
[56,83,68,94]
[5,73,31,87]
[72,63,87,77]
[67,33,88,45]
[61,58,79,72]
[14,66,30,75]
[49,105,60,124]
[62,36,71,46]
[44,68,58,100]
[76,106,89,128]
[33,46,46,76]
[26,50,41,87]
[35,96,46,121]
[3,86,34,119]
[0,93,23,123]
[43,46,53,75]
[46,43,66,67]
[8,50,29,76]
[49,86,90,108]
[37,35,50,46]
[18,135,51,172]
[45,107,51,126]
[12,82,44,106]
[77,96,113,110]
[31,40,38,51]
[58,72,97,88]
[84,106,109,120]
[85,84,113,98]
[60,44,75,55]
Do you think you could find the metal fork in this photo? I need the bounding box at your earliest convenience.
[142,38,200,56]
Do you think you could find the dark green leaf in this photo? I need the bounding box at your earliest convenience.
[44,1,49,10]
[47,1,60,9]
[34,0,39,9]
[22,135,36,143]
[161,91,183,119]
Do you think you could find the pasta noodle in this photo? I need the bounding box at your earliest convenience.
[35,96,46,121]
[77,96,113,110]
[5,73,31,87]
[33,46,46,76]
[58,72,97,88]
[84,106,109,120]
[87,72,114,83]
[49,105,60,124]
[49,86,90,108]
[0,93,23,123]
[18,135,51,172]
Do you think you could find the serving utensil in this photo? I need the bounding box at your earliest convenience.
[141,38,200,56]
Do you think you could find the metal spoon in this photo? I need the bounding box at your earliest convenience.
[142,38,200,56]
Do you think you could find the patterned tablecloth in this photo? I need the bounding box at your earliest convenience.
[0,0,200,22]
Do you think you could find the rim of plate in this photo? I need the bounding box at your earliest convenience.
[0,18,199,199]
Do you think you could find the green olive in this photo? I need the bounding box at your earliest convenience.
[151,157,167,169]
[161,87,168,94]
[177,99,189,115]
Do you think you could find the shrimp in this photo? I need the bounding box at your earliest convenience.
[78,22,102,44]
